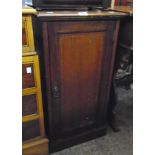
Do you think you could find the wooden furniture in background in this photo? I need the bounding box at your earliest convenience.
[113,6,133,87]
[34,11,127,152]
[126,0,133,6]
[114,0,127,5]
[22,6,37,56]
[22,6,49,155]
[22,16,35,55]
[113,6,133,15]
[114,0,133,6]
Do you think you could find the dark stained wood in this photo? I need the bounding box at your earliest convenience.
[22,94,38,116]
[39,20,119,140]
[22,64,35,89]
[50,126,106,152]
[95,21,120,123]
[22,120,40,141]
[34,15,121,151]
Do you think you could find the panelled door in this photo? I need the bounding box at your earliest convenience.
[45,21,118,139]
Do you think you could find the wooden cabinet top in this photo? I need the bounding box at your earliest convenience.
[22,5,37,15]
[37,10,128,21]
[38,10,127,17]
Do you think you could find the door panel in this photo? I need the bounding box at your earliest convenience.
[59,32,105,131]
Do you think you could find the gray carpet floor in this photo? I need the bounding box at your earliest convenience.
[51,87,133,155]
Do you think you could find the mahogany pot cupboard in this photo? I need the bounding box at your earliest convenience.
[33,11,127,152]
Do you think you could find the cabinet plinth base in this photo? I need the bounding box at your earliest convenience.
[50,126,107,153]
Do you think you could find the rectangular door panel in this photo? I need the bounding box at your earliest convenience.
[59,32,105,132]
